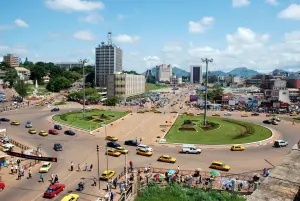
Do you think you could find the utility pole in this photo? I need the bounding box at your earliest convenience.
[201,58,213,126]
[124,148,128,201]
[79,59,89,119]
[97,145,100,190]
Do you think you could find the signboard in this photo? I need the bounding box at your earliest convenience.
[190,95,198,102]
[6,151,58,162]
[0,129,7,133]
[280,102,289,107]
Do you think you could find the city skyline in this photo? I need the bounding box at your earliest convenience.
[0,0,300,73]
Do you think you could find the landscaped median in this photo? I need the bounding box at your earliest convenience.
[52,110,128,131]
[165,115,272,145]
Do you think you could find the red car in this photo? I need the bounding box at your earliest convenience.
[0,182,5,191]
[48,129,59,135]
[43,184,65,198]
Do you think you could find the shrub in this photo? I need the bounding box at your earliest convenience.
[179,127,196,131]
[183,120,192,125]
[200,121,219,131]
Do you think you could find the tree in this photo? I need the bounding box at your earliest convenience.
[46,76,72,92]
[30,62,47,84]
[14,80,30,97]
[207,84,224,101]
[123,70,139,75]
[85,72,95,88]
[4,69,18,87]
[103,97,119,106]
[0,61,10,70]
[63,71,81,82]
[21,57,34,69]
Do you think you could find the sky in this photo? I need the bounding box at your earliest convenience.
[0,0,300,73]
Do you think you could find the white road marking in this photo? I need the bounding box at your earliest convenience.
[124,114,154,136]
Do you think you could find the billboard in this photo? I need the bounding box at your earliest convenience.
[6,151,58,162]
[190,95,198,102]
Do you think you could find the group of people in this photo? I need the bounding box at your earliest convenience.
[69,161,93,172]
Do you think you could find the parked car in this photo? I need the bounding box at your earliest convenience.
[124,140,139,146]
[43,183,65,198]
[273,140,288,147]
[107,141,120,148]
[64,130,75,136]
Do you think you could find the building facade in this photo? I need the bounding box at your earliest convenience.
[155,64,172,82]
[55,62,82,70]
[15,67,30,80]
[287,78,300,88]
[3,54,19,67]
[95,32,123,87]
[190,65,202,84]
[106,73,145,100]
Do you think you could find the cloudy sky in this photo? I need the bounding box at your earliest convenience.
[0,0,300,73]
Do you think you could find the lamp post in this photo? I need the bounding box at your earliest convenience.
[201,58,213,126]
[96,145,101,190]
[79,59,89,119]
[101,124,108,172]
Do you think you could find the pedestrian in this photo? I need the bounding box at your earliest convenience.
[93,178,97,186]
[28,168,32,179]
[176,166,180,174]
[77,163,81,171]
[70,161,74,171]
[140,137,142,143]
[135,137,138,144]
[17,171,21,180]
[10,165,14,175]
[113,178,118,189]
[54,175,58,183]
[40,173,44,182]
[50,173,54,183]
[106,181,110,191]
[110,192,115,201]
[292,121,295,125]
[129,161,133,171]
[89,164,93,171]
[14,165,18,174]
[84,163,88,171]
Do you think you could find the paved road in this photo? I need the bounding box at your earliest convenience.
[0,89,299,201]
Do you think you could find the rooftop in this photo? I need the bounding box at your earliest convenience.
[15,67,30,72]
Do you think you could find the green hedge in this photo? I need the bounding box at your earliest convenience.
[223,119,255,139]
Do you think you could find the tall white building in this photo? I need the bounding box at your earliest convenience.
[95,32,123,87]
[190,65,202,84]
[155,64,172,82]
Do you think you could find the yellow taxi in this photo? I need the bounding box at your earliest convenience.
[157,155,176,163]
[35,103,40,106]
[106,136,118,141]
[28,128,37,134]
[39,162,52,173]
[106,149,121,157]
[61,193,79,201]
[100,170,116,180]
[10,121,20,125]
[230,144,245,151]
[212,113,220,117]
[209,161,230,171]
[136,148,153,157]
[241,113,249,117]
[114,146,129,154]
[39,130,48,136]
[290,112,297,116]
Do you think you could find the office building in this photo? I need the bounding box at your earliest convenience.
[95,32,123,87]
[145,69,152,77]
[155,64,172,82]
[3,54,19,67]
[106,73,145,100]
[190,65,202,84]
[55,62,82,70]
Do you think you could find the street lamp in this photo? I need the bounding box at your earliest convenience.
[96,145,101,190]
[101,124,109,173]
[79,59,89,119]
[201,58,213,126]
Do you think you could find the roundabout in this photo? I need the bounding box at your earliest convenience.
[0,89,299,201]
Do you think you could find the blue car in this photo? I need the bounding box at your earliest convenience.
[53,143,63,151]
[64,130,75,136]
[107,141,120,148]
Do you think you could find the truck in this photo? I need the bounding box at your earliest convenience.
[181,144,201,154]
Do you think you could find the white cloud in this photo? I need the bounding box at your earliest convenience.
[284,31,300,43]
[45,0,104,12]
[188,16,214,33]
[278,4,300,20]
[14,19,29,28]
[162,45,182,53]
[0,45,28,56]
[114,34,140,43]
[73,30,94,41]
[143,56,160,68]
[79,13,104,24]
[117,14,128,21]
[265,0,278,6]
[232,0,250,7]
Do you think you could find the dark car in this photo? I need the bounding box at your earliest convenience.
[64,130,75,136]
[107,141,121,148]
[53,143,63,151]
[54,125,62,130]
[251,113,259,116]
[263,120,272,124]
[0,118,10,122]
[124,140,139,146]
[51,107,60,112]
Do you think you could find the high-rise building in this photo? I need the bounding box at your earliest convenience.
[3,54,19,67]
[55,62,82,70]
[95,32,123,87]
[145,69,152,77]
[155,64,172,82]
[190,65,202,84]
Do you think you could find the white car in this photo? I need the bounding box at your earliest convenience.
[1,143,14,151]
[136,144,153,152]
[273,140,288,147]
[224,112,232,116]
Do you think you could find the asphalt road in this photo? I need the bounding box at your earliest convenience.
[0,88,298,201]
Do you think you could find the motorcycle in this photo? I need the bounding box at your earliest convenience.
[77,182,85,191]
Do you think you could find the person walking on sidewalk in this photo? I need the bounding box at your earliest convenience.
[84,163,89,171]
[10,165,14,175]
[40,173,44,182]
[129,161,133,172]
[77,163,81,171]
[93,178,97,186]
[70,161,74,171]
[113,178,118,189]
[28,168,32,179]
[89,164,93,171]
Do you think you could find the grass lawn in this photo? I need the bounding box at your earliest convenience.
[53,101,66,106]
[53,110,128,130]
[27,84,50,97]
[165,115,271,145]
[281,116,300,123]
[145,83,168,91]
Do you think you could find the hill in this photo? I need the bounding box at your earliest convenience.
[227,67,260,78]
[144,67,189,77]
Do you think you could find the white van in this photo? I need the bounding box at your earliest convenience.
[182,144,201,154]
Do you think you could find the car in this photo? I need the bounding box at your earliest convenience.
[263,119,272,124]
[39,130,48,136]
[39,162,52,173]
[124,140,139,146]
[271,117,281,122]
[136,148,153,157]
[136,144,153,152]
[10,121,20,125]
[212,113,220,117]
[64,130,75,136]
[107,141,121,148]
[272,120,278,125]
[1,143,14,152]
[251,113,259,116]
[209,161,230,171]
[0,118,10,122]
[43,183,65,198]
[230,144,245,151]
[224,112,232,116]
[106,136,118,141]
[28,128,37,134]
[51,107,60,112]
[54,124,62,130]
[241,113,248,117]
[53,143,63,151]
[61,194,79,201]
[100,170,116,180]
[157,155,176,163]
[106,149,121,157]
[114,146,129,154]
[25,121,32,128]
[273,140,288,147]
[49,129,58,135]
[0,182,5,191]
